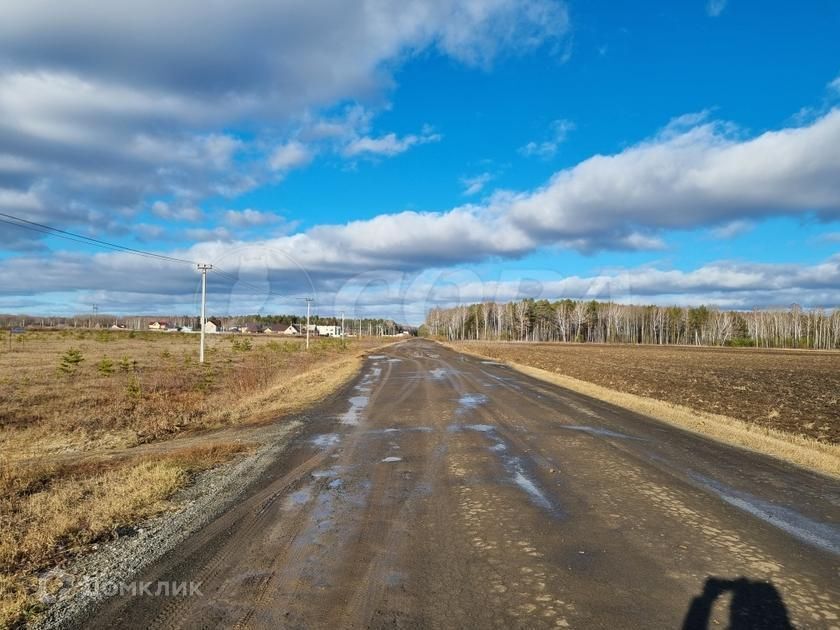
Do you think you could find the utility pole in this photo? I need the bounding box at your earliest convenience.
[198,264,212,363]
[304,298,313,350]
[340,311,345,338]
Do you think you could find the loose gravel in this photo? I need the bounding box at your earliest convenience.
[35,420,301,629]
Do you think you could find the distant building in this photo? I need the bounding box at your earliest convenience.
[281,324,300,335]
[243,323,264,334]
[148,321,169,330]
[306,324,342,337]
[203,318,221,333]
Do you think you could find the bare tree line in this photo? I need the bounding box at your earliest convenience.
[424,300,840,349]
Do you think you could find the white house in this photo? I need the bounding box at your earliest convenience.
[307,324,341,337]
[281,324,300,335]
[203,319,220,333]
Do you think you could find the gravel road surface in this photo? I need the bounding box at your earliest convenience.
[77,339,840,629]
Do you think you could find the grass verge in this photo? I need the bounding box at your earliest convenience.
[0,443,248,628]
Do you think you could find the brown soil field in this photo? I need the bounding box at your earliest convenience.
[450,342,840,445]
[0,329,389,627]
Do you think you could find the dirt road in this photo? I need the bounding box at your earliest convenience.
[80,340,840,629]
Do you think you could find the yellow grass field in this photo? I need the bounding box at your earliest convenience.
[0,329,387,627]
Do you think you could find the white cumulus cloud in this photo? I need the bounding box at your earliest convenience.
[461,172,494,196]
[519,119,575,158]
[269,141,312,172]
[343,129,442,158]
[706,0,727,17]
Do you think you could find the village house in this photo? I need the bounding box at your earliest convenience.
[147,321,169,330]
[306,324,342,337]
[202,317,221,333]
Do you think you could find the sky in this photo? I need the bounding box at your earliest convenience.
[0,0,839,324]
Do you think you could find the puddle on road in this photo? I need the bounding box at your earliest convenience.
[512,470,553,510]
[447,422,495,433]
[465,423,495,432]
[689,472,840,555]
[354,367,382,393]
[480,360,505,366]
[456,393,489,414]
[429,367,450,380]
[309,467,347,491]
[311,466,344,479]
[368,355,387,360]
[368,426,434,435]
[283,486,313,510]
[341,395,369,425]
[381,456,403,463]
[451,422,561,516]
[311,434,341,448]
[339,365,383,425]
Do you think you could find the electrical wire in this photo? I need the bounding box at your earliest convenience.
[0,211,197,265]
[210,267,271,294]
[1,211,315,300]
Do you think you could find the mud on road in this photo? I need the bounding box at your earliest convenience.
[71,340,839,629]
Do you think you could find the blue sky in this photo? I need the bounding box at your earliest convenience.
[0,0,839,322]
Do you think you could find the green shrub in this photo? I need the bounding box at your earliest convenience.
[58,348,85,375]
[232,338,252,352]
[125,376,141,401]
[97,356,115,376]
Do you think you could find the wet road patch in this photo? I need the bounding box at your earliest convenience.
[689,472,840,555]
[457,393,489,414]
[559,425,638,440]
[452,422,562,516]
[312,433,341,448]
[341,395,369,425]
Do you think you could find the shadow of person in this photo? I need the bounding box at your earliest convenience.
[682,576,793,630]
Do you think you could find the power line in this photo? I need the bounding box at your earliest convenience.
[1,211,314,305]
[211,267,314,301]
[0,211,196,265]
[210,267,269,294]
[0,216,120,250]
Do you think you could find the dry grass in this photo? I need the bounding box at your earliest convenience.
[0,329,390,627]
[0,331,383,460]
[448,342,840,478]
[0,443,249,627]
